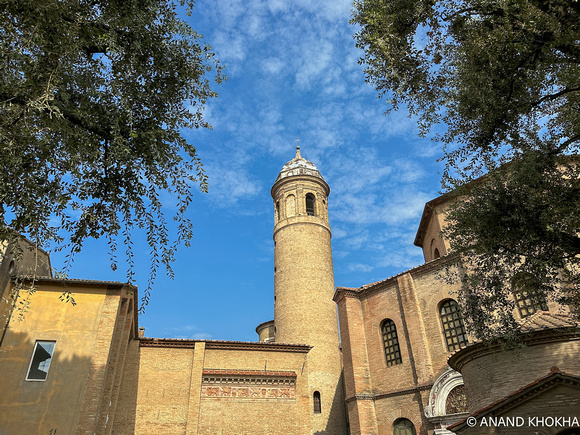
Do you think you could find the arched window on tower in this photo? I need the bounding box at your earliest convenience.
[393,418,416,435]
[276,201,281,221]
[306,193,316,216]
[313,391,321,414]
[381,319,402,366]
[512,273,548,318]
[439,299,468,352]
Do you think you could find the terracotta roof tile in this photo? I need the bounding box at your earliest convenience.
[519,311,578,332]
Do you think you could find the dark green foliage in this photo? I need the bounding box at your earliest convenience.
[0,0,223,308]
[353,0,579,338]
[444,155,580,339]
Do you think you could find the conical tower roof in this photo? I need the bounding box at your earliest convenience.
[275,146,325,183]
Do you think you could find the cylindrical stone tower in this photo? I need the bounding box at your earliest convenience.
[272,146,347,434]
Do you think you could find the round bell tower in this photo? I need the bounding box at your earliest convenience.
[272,146,346,434]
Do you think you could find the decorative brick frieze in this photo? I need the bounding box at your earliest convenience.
[201,369,297,400]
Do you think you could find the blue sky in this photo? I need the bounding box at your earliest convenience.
[51,0,445,342]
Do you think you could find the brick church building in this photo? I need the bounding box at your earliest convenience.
[0,149,578,434]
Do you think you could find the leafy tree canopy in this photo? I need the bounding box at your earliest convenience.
[352,0,580,339]
[0,0,223,307]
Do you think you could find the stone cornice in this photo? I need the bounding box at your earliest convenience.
[448,327,580,372]
[15,275,134,290]
[345,383,434,403]
[414,194,450,248]
[139,338,312,353]
[203,369,296,377]
[271,174,330,199]
[334,255,456,302]
[273,217,331,238]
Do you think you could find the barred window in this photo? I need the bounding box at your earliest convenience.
[381,319,402,366]
[440,300,468,352]
[393,418,416,435]
[306,193,316,216]
[313,391,321,414]
[512,274,548,318]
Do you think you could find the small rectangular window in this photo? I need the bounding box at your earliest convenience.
[26,341,56,381]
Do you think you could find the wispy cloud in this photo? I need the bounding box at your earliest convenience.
[162,324,213,340]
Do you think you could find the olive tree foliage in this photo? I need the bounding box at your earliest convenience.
[352,0,580,340]
[0,0,223,307]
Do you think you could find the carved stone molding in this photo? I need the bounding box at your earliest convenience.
[201,369,297,401]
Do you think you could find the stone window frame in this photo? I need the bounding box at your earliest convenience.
[381,319,403,367]
[439,299,468,352]
[425,368,469,434]
[26,340,56,381]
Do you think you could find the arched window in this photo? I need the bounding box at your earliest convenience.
[430,238,441,260]
[381,319,402,366]
[393,418,416,435]
[313,391,321,414]
[512,273,548,318]
[306,193,315,216]
[440,299,468,352]
[276,201,281,221]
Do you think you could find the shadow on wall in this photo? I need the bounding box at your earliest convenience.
[314,372,349,435]
[110,339,140,434]
[0,330,93,434]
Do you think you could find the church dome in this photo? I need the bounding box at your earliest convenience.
[275,146,325,183]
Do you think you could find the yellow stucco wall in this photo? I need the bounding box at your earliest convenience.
[0,280,133,435]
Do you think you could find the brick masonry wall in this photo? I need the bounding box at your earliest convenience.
[454,338,580,412]
[199,346,311,435]
[272,174,347,435]
[454,383,580,435]
[113,342,313,435]
[373,391,431,435]
[337,262,465,434]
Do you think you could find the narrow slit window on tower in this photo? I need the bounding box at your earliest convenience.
[313,391,321,414]
[306,193,316,216]
[276,201,281,221]
[381,319,402,366]
[440,299,468,352]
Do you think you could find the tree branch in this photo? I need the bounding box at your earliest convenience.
[531,87,580,108]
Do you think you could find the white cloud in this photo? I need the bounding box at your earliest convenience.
[261,57,285,75]
[294,39,334,90]
[212,30,248,63]
[347,262,374,273]
[162,324,213,340]
[204,162,262,208]
[295,0,353,22]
